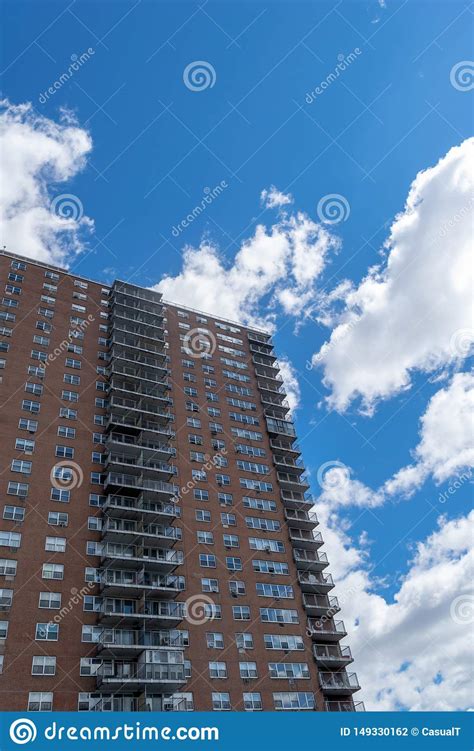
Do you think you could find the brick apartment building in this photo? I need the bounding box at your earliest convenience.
[0,249,362,712]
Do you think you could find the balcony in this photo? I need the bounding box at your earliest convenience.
[254,366,283,384]
[103,495,180,522]
[266,418,296,438]
[106,412,174,439]
[289,528,323,550]
[284,509,318,530]
[112,320,165,343]
[109,345,168,373]
[99,570,185,598]
[101,542,183,571]
[99,599,185,627]
[106,433,174,460]
[104,473,179,500]
[112,307,165,333]
[249,343,277,361]
[293,549,329,572]
[313,644,353,669]
[109,379,172,406]
[302,593,340,617]
[307,618,347,642]
[270,439,301,456]
[109,395,172,423]
[112,282,163,306]
[326,700,365,712]
[273,454,305,471]
[277,471,310,492]
[97,660,185,690]
[247,331,271,345]
[280,491,313,511]
[97,628,188,656]
[297,571,334,593]
[108,361,169,389]
[110,332,167,359]
[105,454,177,482]
[320,671,360,696]
[101,518,182,547]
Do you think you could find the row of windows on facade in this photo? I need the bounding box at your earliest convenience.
[23,690,315,712]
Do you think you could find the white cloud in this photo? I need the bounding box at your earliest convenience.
[260,185,293,209]
[0,99,93,265]
[384,372,474,497]
[155,211,340,327]
[318,506,474,710]
[313,138,474,414]
[277,358,300,414]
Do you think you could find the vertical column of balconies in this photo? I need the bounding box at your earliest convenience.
[250,331,362,712]
[98,282,187,711]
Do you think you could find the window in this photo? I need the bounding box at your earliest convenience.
[0,560,17,576]
[3,506,25,522]
[209,661,227,679]
[190,451,206,463]
[253,560,289,575]
[192,469,207,482]
[11,260,27,271]
[229,580,245,596]
[0,620,9,639]
[235,633,254,650]
[249,538,284,553]
[223,534,239,548]
[215,474,230,486]
[45,270,59,281]
[0,531,21,548]
[45,536,66,553]
[218,493,233,506]
[195,510,211,522]
[18,418,38,432]
[260,608,298,624]
[62,390,79,402]
[57,426,76,438]
[206,632,224,649]
[199,554,216,568]
[209,422,223,433]
[80,657,102,676]
[239,661,258,679]
[197,531,214,544]
[240,479,272,492]
[11,459,32,474]
[35,623,59,641]
[269,663,310,679]
[221,512,236,526]
[231,427,262,441]
[38,592,61,609]
[187,417,201,428]
[42,563,64,580]
[0,589,13,608]
[55,445,74,459]
[201,578,219,593]
[64,373,80,385]
[194,489,209,501]
[243,495,277,512]
[212,692,231,711]
[257,583,293,599]
[50,488,70,503]
[243,692,262,711]
[226,556,242,571]
[65,357,81,369]
[15,438,35,453]
[31,350,47,362]
[246,517,280,532]
[264,634,304,651]
[48,511,68,527]
[81,625,101,642]
[188,434,202,445]
[273,692,315,711]
[7,481,29,497]
[232,605,250,620]
[28,692,53,711]
[22,399,40,414]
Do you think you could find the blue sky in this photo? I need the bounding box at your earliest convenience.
[1,0,473,710]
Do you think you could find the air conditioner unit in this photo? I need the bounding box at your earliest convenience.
[58,521,67,527]
[231,592,238,598]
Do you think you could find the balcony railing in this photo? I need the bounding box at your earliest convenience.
[103,495,180,520]
[313,644,353,668]
[289,529,323,548]
[307,618,347,641]
[97,662,186,687]
[107,413,174,438]
[99,600,185,625]
[97,627,188,653]
[284,509,318,529]
[104,473,179,498]
[302,593,339,616]
[101,542,183,569]
[297,571,334,593]
[99,570,185,595]
[106,454,177,478]
[106,434,174,458]
[293,549,329,572]
[325,700,365,712]
[101,518,182,546]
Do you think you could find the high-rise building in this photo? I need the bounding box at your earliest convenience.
[0,249,362,712]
